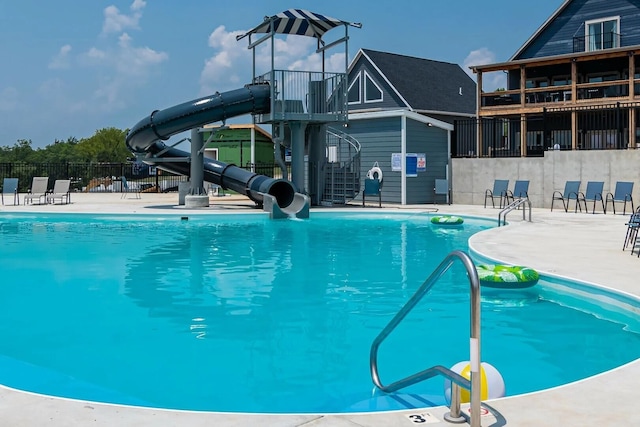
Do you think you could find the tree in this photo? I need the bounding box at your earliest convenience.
[0,139,36,162]
[35,137,84,163]
[0,128,131,163]
[76,128,131,162]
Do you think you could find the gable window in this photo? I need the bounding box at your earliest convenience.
[363,71,383,103]
[348,73,361,104]
[585,16,620,51]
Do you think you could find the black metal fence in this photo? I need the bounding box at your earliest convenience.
[0,162,289,193]
[454,104,635,158]
[244,162,291,180]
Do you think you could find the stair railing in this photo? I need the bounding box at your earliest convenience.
[370,250,482,427]
[498,197,531,226]
[323,127,361,205]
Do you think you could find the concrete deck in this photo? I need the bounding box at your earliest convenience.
[0,192,638,427]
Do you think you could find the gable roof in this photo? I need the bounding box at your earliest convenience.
[510,0,572,60]
[355,49,476,116]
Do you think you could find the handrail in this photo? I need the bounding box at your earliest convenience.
[369,250,481,427]
[498,198,532,226]
[322,127,361,205]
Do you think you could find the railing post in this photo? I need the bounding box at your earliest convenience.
[444,384,465,423]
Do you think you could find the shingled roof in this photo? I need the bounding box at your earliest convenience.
[359,49,476,115]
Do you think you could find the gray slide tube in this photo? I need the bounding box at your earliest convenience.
[125,84,296,208]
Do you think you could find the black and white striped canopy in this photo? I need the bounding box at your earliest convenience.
[239,9,360,41]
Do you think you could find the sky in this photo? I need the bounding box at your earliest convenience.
[0,0,564,148]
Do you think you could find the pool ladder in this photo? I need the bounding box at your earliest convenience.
[498,197,532,226]
[370,250,482,427]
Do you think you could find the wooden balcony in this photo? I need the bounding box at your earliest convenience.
[479,79,640,116]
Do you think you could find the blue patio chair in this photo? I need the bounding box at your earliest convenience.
[575,181,604,214]
[484,179,509,208]
[504,180,529,205]
[551,181,580,212]
[1,177,19,205]
[362,178,381,208]
[120,176,141,199]
[434,178,450,205]
[605,181,634,215]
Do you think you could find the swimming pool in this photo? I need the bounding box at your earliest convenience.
[0,211,639,413]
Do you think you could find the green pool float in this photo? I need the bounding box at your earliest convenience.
[430,215,464,226]
[476,264,540,289]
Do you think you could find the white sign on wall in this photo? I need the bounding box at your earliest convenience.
[391,153,402,171]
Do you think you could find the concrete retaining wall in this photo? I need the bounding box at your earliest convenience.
[451,150,640,210]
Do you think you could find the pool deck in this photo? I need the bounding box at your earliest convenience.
[1,192,638,427]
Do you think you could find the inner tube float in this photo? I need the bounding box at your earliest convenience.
[366,165,383,184]
[476,264,539,289]
[430,215,464,226]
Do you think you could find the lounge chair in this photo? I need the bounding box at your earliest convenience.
[1,177,19,205]
[551,181,580,212]
[434,178,450,205]
[120,176,141,199]
[484,179,509,208]
[575,181,604,214]
[46,179,71,204]
[362,178,381,208]
[605,181,634,215]
[504,180,529,205]
[24,176,49,205]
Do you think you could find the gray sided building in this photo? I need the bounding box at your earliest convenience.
[347,49,476,204]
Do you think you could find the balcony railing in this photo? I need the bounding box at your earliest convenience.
[480,79,640,109]
[573,32,620,53]
[253,70,348,125]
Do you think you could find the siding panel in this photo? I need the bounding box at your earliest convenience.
[347,117,402,204]
[405,120,449,204]
[517,0,640,59]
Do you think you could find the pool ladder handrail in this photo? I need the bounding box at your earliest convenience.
[369,250,482,427]
[498,197,532,227]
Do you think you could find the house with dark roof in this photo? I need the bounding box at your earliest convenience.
[346,49,476,204]
[461,0,640,157]
[450,0,640,208]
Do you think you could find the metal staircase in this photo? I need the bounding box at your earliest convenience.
[320,127,361,206]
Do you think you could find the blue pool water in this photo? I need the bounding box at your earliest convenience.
[0,211,639,413]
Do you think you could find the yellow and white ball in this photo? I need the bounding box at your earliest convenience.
[443,361,505,404]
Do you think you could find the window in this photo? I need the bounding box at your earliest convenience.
[363,71,383,103]
[525,78,549,88]
[585,16,620,51]
[552,76,571,86]
[348,74,361,104]
[587,73,618,83]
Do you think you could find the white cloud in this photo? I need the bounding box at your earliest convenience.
[200,27,347,95]
[131,0,146,12]
[199,26,252,95]
[76,32,167,110]
[0,87,19,112]
[47,3,168,112]
[49,44,73,69]
[463,47,496,71]
[102,0,146,35]
[463,48,506,91]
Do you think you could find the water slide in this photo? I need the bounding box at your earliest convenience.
[125,83,309,218]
